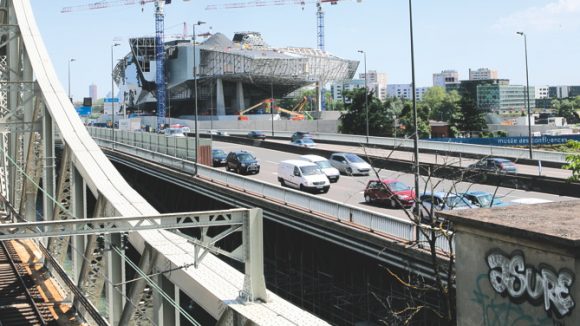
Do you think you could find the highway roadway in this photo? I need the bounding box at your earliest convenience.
[212,140,576,221]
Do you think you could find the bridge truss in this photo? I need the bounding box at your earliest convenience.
[0,1,327,325]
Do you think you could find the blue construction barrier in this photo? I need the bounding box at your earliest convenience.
[429,135,580,146]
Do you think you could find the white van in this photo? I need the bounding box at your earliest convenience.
[277,160,330,194]
[299,155,340,183]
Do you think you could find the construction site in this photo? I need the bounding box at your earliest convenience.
[114,31,358,122]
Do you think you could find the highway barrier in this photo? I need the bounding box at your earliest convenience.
[87,127,452,254]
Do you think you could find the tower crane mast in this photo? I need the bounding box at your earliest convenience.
[62,0,191,129]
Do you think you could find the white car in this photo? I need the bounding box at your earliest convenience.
[329,153,371,176]
[299,155,340,183]
[208,129,229,136]
[290,138,316,148]
[164,128,185,137]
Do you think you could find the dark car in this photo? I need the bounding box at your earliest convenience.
[247,130,266,140]
[211,148,228,167]
[363,179,416,208]
[468,158,517,174]
[226,150,260,175]
[291,131,311,142]
[462,191,511,208]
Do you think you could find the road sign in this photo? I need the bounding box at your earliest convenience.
[104,98,119,103]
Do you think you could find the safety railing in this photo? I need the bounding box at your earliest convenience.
[220,130,568,163]
[88,127,453,253]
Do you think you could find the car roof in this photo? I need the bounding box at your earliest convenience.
[421,191,461,198]
[368,179,399,184]
[464,191,489,196]
[489,157,513,162]
[280,159,318,167]
[300,154,326,162]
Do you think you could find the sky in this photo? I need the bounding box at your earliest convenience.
[30,0,580,102]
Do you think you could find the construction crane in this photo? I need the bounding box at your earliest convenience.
[62,0,191,129]
[206,0,358,52]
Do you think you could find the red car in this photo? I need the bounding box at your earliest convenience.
[363,179,416,208]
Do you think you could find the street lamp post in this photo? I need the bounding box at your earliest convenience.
[271,82,274,137]
[67,58,75,102]
[517,31,533,159]
[408,0,420,215]
[193,21,206,173]
[111,43,120,145]
[357,50,369,142]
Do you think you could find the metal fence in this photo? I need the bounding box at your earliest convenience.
[219,130,568,163]
[87,127,453,253]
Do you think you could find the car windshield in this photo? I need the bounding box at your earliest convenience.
[238,153,255,162]
[253,131,264,136]
[315,160,332,169]
[345,154,364,163]
[213,149,226,156]
[302,138,314,144]
[387,181,410,192]
[446,195,470,208]
[300,165,322,176]
[475,194,493,207]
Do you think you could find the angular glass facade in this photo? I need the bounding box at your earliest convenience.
[477,84,534,113]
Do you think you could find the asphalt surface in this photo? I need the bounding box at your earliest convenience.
[213,140,577,221]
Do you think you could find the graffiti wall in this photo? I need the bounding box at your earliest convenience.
[454,230,578,325]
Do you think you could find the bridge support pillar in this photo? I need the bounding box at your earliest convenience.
[119,244,158,325]
[216,78,225,116]
[106,233,126,325]
[235,81,244,113]
[41,110,55,247]
[153,274,177,326]
[71,167,86,283]
[242,208,268,302]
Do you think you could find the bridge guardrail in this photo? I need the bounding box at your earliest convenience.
[219,130,568,164]
[88,127,452,253]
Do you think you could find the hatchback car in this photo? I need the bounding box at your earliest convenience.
[419,192,475,223]
[329,153,371,176]
[468,158,517,174]
[211,148,228,167]
[247,130,266,140]
[226,151,260,175]
[290,138,316,148]
[364,179,415,208]
[462,191,510,208]
[291,131,312,142]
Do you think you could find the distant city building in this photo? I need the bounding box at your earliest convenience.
[477,84,534,113]
[89,83,97,102]
[433,70,459,87]
[360,70,387,85]
[387,84,429,101]
[459,79,508,111]
[359,70,388,101]
[549,86,580,98]
[535,86,549,99]
[330,79,366,103]
[469,68,498,80]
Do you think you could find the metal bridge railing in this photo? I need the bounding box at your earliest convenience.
[218,130,568,163]
[87,127,453,253]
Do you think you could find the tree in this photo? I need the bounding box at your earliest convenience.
[558,99,577,123]
[339,88,401,137]
[563,140,580,182]
[422,87,462,137]
[457,96,487,133]
[399,101,431,138]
